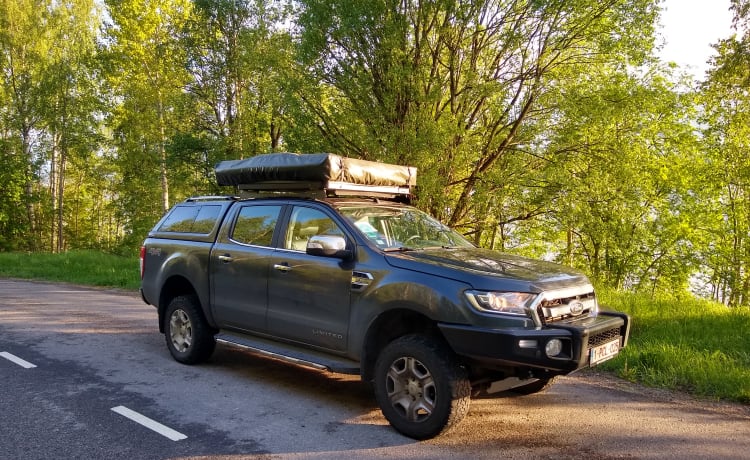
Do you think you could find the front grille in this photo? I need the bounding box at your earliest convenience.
[538,291,597,325]
[587,327,621,348]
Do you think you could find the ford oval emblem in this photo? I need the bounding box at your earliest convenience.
[569,301,585,315]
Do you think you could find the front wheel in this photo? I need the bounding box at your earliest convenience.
[373,335,471,439]
[164,295,216,364]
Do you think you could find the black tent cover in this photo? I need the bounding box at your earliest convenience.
[215,153,417,188]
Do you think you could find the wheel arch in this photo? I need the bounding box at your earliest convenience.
[158,275,201,333]
[360,306,449,382]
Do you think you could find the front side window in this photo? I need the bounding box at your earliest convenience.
[284,206,344,251]
[338,205,473,250]
[231,205,282,247]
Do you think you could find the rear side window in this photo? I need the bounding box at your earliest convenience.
[231,205,282,247]
[159,205,222,234]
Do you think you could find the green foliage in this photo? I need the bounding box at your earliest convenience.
[182,0,298,159]
[523,65,703,292]
[1,0,750,308]
[104,0,195,215]
[0,250,140,289]
[296,0,660,230]
[696,2,750,306]
[598,289,750,403]
[0,0,51,251]
[0,137,30,251]
[0,0,105,252]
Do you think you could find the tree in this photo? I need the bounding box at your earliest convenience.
[104,0,194,246]
[42,0,103,252]
[0,0,48,250]
[697,0,750,306]
[527,63,702,292]
[296,0,659,239]
[183,0,295,163]
[0,0,103,252]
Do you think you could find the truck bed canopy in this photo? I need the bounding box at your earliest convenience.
[215,153,417,198]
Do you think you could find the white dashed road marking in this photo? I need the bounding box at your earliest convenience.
[111,406,187,441]
[0,351,37,368]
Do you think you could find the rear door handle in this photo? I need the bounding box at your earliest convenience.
[273,263,291,273]
[218,254,234,263]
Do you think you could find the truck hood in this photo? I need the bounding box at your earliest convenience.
[384,247,590,292]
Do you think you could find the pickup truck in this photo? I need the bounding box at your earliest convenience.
[139,153,630,439]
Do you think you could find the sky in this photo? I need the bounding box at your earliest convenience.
[658,0,736,77]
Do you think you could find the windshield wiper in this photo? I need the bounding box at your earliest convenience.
[418,244,461,250]
[383,246,417,252]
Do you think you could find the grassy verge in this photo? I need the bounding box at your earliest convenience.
[0,251,748,404]
[0,250,140,290]
[597,289,750,404]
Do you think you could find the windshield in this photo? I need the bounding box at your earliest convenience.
[338,204,474,250]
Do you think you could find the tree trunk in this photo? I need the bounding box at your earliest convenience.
[157,91,170,212]
[21,126,37,251]
[57,150,66,252]
[50,135,58,252]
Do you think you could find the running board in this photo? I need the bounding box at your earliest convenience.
[215,332,360,375]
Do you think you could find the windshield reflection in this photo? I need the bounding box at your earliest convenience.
[338,205,474,250]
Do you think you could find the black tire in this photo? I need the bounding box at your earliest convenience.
[164,295,216,364]
[373,334,471,439]
[510,376,557,395]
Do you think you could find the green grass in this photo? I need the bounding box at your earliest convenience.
[0,250,140,290]
[597,289,750,404]
[0,251,748,405]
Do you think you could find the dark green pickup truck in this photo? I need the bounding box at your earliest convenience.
[139,153,630,439]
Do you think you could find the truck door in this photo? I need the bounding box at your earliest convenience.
[266,205,352,351]
[210,203,283,333]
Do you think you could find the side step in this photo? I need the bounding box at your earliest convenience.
[215,331,361,375]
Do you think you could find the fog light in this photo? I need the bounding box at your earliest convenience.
[545,339,563,357]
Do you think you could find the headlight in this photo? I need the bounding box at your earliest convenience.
[465,290,537,316]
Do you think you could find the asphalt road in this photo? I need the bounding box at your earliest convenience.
[1,279,748,459]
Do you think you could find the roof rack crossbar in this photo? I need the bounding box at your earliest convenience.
[185,195,238,202]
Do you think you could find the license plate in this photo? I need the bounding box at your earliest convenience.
[589,338,620,365]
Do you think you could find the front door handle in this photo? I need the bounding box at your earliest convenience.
[218,254,234,263]
[273,263,292,273]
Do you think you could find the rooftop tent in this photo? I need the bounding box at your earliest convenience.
[214,153,417,190]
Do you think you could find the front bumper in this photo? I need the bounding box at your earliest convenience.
[438,311,630,374]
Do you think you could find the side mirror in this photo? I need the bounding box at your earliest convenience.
[306,235,352,260]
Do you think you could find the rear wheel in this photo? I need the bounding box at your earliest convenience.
[373,335,471,439]
[164,295,216,364]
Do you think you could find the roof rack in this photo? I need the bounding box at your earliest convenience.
[235,181,412,202]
